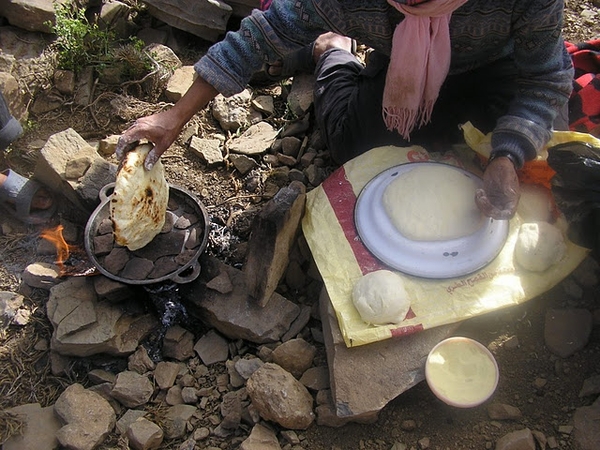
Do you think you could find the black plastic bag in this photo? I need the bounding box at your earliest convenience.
[547,141,600,255]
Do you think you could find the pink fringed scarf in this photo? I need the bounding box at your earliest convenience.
[383,0,468,139]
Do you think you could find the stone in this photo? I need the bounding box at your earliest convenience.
[287,74,315,116]
[299,366,330,391]
[21,262,61,289]
[320,287,459,420]
[116,409,147,434]
[163,404,197,439]
[573,397,600,450]
[182,255,300,344]
[544,308,593,358]
[270,338,316,378]
[246,363,314,430]
[54,383,116,450]
[165,66,196,102]
[34,128,117,212]
[128,346,156,374]
[46,277,157,357]
[230,153,259,176]
[194,329,230,365]
[239,423,282,450]
[154,361,181,389]
[144,0,232,42]
[127,417,164,450]
[0,0,63,33]
[162,325,195,361]
[0,290,24,330]
[227,121,279,155]
[2,403,61,450]
[494,428,535,450]
[243,181,306,306]
[579,374,600,398]
[111,371,155,408]
[487,403,523,421]
[212,90,253,131]
[189,136,223,166]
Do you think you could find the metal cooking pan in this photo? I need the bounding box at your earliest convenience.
[85,183,210,285]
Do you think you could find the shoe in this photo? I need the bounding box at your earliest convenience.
[0,169,57,225]
[0,92,23,150]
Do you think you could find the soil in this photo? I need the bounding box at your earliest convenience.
[1,2,600,450]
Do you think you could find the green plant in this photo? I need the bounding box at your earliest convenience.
[47,2,116,74]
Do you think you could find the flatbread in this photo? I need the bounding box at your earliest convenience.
[382,164,483,241]
[110,144,168,251]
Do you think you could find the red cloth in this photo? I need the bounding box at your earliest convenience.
[567,39,600,137]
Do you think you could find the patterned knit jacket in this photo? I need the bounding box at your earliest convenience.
[195,0,574,166]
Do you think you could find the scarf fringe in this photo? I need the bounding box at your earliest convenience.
[383,100,436,140]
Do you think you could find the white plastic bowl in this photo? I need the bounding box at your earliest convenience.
[425,337,499,408]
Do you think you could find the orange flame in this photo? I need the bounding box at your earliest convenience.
[40,225,71,270]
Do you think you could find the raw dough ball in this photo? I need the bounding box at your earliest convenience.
[382,164,483,241]
[517,184,553,222]
[515,222,566,272]
[352,270,411,325]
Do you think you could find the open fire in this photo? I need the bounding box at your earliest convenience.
[41,225,96,277]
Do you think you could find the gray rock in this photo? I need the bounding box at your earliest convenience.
[189,136,223,166]
[144,0,232,42]
[162,325,195,361]
[182,255,300,344]
[0,0,59,33]
[194,329,230,365]
[21,262,61,289]
[126,417,164,450]
[494,428,535,450]
[270,338,316,378]
[246,363,314,430]
[573,397,600,450]
[154,361,181,389]
[320,288,459,421]
[239,423,282,450]
[487,403,523,421]
[111,371,155,408]
[227,121,278,155]
[46,277,157,357]
[2,403,61,450]
[163,404,197,439]
[54,383,116,450]
[0,290,24,330]
[544,308,593,358]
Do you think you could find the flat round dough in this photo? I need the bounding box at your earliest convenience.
[515,221,566,272]
[111,143,169,251]
[382,164,483,241]
[352,270,411,325]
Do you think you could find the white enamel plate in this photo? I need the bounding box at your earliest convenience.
[354,162,509,279]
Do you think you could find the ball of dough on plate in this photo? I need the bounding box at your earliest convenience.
[382,164,483,241]
[515,222,566,272]
[352,270,411,325]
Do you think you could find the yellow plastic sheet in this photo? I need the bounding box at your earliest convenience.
[302,130,596,348]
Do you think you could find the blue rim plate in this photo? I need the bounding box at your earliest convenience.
[354,162,509,279]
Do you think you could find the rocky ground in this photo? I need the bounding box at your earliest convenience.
[1,1,600,450]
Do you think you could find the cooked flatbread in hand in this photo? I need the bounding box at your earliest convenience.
[110,143,168,251]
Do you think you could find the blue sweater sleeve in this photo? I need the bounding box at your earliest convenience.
[491,0,574,167]
[194,0,331,96]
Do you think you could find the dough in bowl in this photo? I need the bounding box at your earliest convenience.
[352,270,411,325]
[382,164,483,241]
[514,221,566,272]
[110,143,169,251]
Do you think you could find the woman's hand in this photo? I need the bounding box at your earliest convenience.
[115,76,219,170]
[116,110,184,170]
[475,156,520,220]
